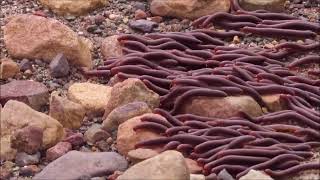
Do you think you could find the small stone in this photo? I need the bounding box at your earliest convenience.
[65,15,76,21]
[149,16,163,23]
[46,142,72,162]
[264,43,275,49]
[129,20,158,33]
[134,9,147,20]
[127,148,159,164]
[19,165,40,176]
[95,140,110,151]
[63,132,84,147]
[0,58,20,79]
[239,169,273,180]
[49,53,70,78]
[108,14,119,20]
[94,15,105,25]
[19,59,32,71]
[84,124,110,144]
[11,126,43,154]
[232,36,241,44]
[87,25,98,33]
[15,152,40,167]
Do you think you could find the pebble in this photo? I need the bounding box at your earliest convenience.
[46,142,72,162]
[94,15,105,25]
[19,59,32,71]
[84,124,110,145]
[15,152,41,167]
[134,9,147,20]
[133,2,146,11]
[49,53,70,78]
[95,140,110,151]
[129,19,158,33]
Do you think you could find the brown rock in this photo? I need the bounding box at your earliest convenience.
[181,95,263,118]
[135,9,148,20]
[39,0,109,16]
[102,101,152,132]
[11,126,43,154]
[46,142,72,161]
[185,158,202,174]
[150,0,230,20]
[104,78,160,117]
[239,0,286,12]
[49,92,85,129]
[84,124,110,144]
[0,80,49,110]
[262,94,286,112]
[116,113,164,155]
[128,148,159,164]
[101,35,123,59]
[149,16,163,23]
[67,82,112,115]
[4,14,92,68]
[0,58,19,79]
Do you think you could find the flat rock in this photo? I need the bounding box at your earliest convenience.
[129,20,158,33]
[67,83,111,115]
[102,101,152,132]
[101,35,123,59]
[33,151,128,180]
[0,58,20,79]
[0,80,49,110]
[11,125,43,154]
[118,150,189,180]
[150,0,230,19]
[239,169,273,180]
[0,100,64,160]
[127,148,159,164]
[239,0,286,12]
[38,0,109,16]
[4,14,92,68]
[49,53,70,78]
[181,95,263,118]
[104,78,160,117]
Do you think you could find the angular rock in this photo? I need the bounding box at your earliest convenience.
[49,92,85,129]
[11,125,43,154]
[33,151,128,180]
[67,82,112,115]
[239,169,273,180]
[0,100,64,160]
[116,113,165,155]
[128,148,159,164]
[101,35,123,59]
[63,132,84,147]
[118,150,189,180]
[218,169,235,180]
[84,124,110,144]
[150,0,230,20]
[104,78,160,117]
[15,152,40,167]
[190,174,206,180]
[46,142,72,162]
[0,58,20,79]
[102,101,152,132]
[239,0,286,12]
[38,0,109,16]
[49,53,70,78]
[181,95,263,118]
[135,9,147,20]
[262,94,285,112]
[185,158,202,174]
[129,20,158,33]
[4,14,92,68]
[0,80,49,110]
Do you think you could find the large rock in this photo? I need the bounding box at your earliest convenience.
[150,0,230,20]
[4,14,92,68]
[102,101,152,132]
[101,35,123,59]
[38,0,109,16]
[116,113,164,155]
[0,100,64,160]
[104,78,160,116]
[11,126,43,155]
[118,150,189,180]
[181,95,263,118]
[0,58,20,79]
[239,0,286,12]
[0,80,49,111]
[49,92,85,129]
[33,151,128,180]
[127,148,159,164]
[67,83,112,115]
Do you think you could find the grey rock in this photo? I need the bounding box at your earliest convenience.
[49,53,70,78]
[15,152,40,167]
[19,59,32,71]
[129,20,158,33]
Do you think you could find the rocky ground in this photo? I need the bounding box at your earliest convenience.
[0,0,319,180]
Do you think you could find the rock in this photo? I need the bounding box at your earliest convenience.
[67,83,111,115]
[262,94,285,112]
[95,140,110,151]
[19,59,32,71]
[135,9,147,20]
[84,124,110,144]
[33,151,128,180]
[101,35,123,59]
[19,165,40,176]
[104,78,160,117]
[102,101,152,132]
[11,126,43,154]
[94,15,105,25]
[4,14,92,68]
[39,0,108,16]
[190,174,206,180]
[15,152,40,167]
[49,92,85,129]
[149,16,163,23]
[63,132,84,147]
[49,53,70,78]
[0,135,17,161]
[0,58,20,79]
[239,0,286,12]
[46,142,72,162]
[116,113,165,155]
[127,148,159,164]
[0,80,49,110]
[218,169,235,180]
[0,100,64,161]
[129,20,158,33]
[181,95,263,118]
[150,0,230,20]
[118,150,189,180]
[239,169,273,180]
[185,158,202,174]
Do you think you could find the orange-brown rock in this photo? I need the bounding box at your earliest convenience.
[0,58,19,79]
[101,35,123,59]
